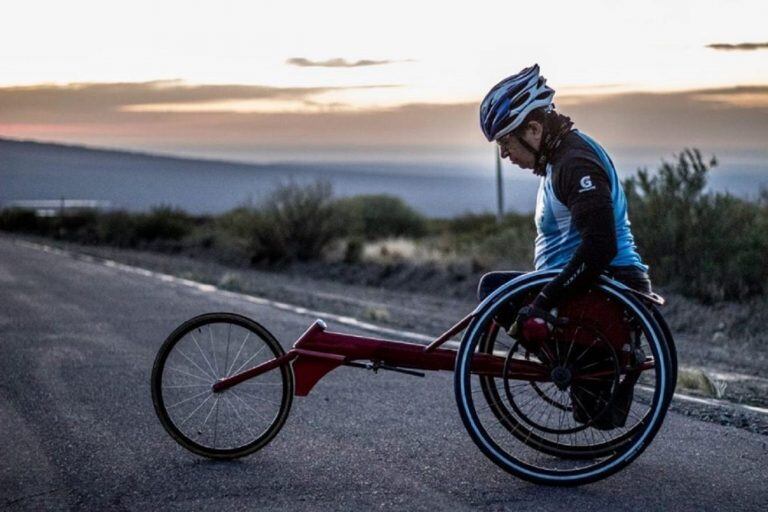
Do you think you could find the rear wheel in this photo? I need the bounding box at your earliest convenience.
[455,285,674,486]
[151,313,293,459]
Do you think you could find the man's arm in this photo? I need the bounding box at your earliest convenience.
[534,158,617,310]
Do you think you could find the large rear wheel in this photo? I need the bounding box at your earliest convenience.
[455,285,674,486]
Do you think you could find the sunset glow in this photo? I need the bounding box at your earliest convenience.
[1,0,767,159]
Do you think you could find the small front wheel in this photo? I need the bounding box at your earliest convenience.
[151,313,293,459]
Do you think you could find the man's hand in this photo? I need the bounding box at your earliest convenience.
[509,299,565,343]
[510,305,553,342]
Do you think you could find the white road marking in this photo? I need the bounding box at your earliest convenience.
[15,240,434,343]
[14,238,768,417]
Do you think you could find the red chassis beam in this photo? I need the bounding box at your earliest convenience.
[213,319,550,396]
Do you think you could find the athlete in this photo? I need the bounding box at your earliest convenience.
[477,64,651,319]
[477,65,652,428]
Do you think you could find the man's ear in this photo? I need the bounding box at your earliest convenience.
[526,120,543,138]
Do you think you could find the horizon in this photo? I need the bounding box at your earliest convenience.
[2,135,766,220]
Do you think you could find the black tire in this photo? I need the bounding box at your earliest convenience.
[151,313,293,459]
[455,277,674,486]
[650,303,678,398]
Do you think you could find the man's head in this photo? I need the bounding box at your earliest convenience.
[496,112,544,169]
[479,65,555,168]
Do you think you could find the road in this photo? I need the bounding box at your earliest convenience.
[1,236,765,511]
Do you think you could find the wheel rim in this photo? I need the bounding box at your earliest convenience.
[153,315,291,457]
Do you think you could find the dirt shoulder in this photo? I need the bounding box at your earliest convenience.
[6,233,767,434]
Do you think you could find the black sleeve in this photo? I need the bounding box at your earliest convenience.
[535,158,617,309]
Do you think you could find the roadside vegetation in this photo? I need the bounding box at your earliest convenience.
[2,147,767,303]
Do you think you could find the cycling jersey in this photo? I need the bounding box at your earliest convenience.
[532,130,648,307]
[534,130,646,271]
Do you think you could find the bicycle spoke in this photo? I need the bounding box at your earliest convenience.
[209,325,221,378]
[199,396,220,436]
[191,332,219,379]
[230,343,268,377]
[226,332,251,377]
[573,339,599,364]
[179,393,213,427]
[166,366,213,383]
[167,388,212,409]
[213,398,220,449]
[230,389,273,425]
[175,347,215,381]
[223,394,257,439]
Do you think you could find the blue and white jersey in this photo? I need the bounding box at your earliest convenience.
[533,131,647,272]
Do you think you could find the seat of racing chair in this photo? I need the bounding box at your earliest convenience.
[477,271,526,301]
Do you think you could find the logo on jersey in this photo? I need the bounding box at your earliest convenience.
[578,176,596,193]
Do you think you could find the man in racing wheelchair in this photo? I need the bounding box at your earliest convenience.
[477,64,652,430]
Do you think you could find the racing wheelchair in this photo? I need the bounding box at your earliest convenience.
[151,269,677,486]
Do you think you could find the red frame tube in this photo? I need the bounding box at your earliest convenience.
[212,319,655,397]
[213,318,551,396]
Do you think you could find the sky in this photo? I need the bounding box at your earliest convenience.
[1,0,767,163]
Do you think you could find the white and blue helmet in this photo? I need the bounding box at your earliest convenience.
[480,64,555,142]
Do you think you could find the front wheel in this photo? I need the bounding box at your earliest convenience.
[151,313,294,459]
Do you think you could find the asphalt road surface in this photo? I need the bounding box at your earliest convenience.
[1,236,766,511]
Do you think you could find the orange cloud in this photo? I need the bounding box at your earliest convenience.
[0,80,400,121]
[1,81,767,154]
[706,42,768,51]
[286,57,411,67]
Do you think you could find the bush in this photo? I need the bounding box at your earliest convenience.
[624,148,768,301]
[58,210,100,243]
[0,208,40,233]
[334,194,427,240]
[431,211,536,269]
[212,206,261,262]
[473,225,536,269]
[247,181,344,263]
[134,206,194,245]
[95,211,139,247]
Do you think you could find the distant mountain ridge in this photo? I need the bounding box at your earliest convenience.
[1,135,541,216]
[2,136,763,217]
[0,136,275,171]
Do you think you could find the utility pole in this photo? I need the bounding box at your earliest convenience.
[495,147,504,224]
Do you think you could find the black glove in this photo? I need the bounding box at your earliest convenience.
[515,304,560,328]
[509,295,565,341]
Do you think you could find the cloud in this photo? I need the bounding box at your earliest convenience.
[286,57,408,68]
[687,85,768,95]
[1,81,766,154]
[0,80,399,121]
[554,86,768,150]
[706,42,768,51]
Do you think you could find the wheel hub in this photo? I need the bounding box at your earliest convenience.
[550,365,572,390]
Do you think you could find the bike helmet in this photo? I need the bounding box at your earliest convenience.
[479,64,555,142]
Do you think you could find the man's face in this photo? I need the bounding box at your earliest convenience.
[496,121,543,170]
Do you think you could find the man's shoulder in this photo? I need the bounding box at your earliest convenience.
[552,131,604,171]
[550,132,612,205]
